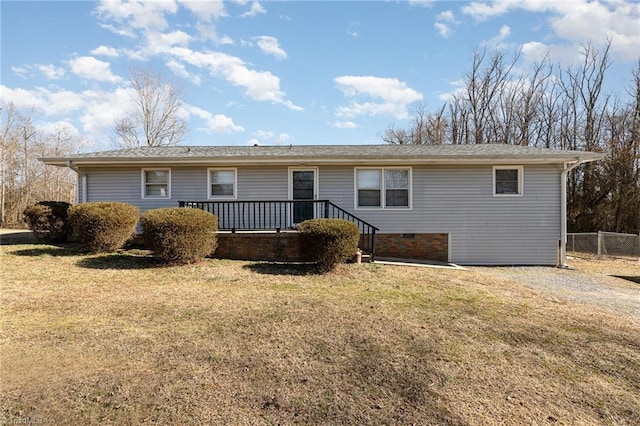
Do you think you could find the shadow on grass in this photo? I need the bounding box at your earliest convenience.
[76,253,160,270]
[612,275,640,285]
[0,231,39,245]
[244,262,322,276]
[12,244,87,257]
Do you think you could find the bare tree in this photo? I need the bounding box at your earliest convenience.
[382,104,447,145]
[380,40,639,233]
[1,103,80,227]
[113,67,187,148]
[464,48,520,144]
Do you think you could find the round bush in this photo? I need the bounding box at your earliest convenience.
[141,207,218,264]
[298,218,360,271]
[68,202,139,253]
[23,201,72,243]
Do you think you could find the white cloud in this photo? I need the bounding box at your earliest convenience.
[336,102,412,119]
[37,120,81,138]
[98,23,136,38]
[276,133,292,144]
[79,87,135,136]
[68,56,122,83]
[281,100,303,112]
[47,90,88,115]
[0,84,135,143]
[255,130,274,139]
[461,0,640,61]
[437,79,466,102]
[95,0,178,31]
[521,41,549,63]
[37,64,66,80]
[0,85,45,110]
[461,0,513,21]
[186,105,244,133]
[347,21,360,38]
[167,46,302,110]
[145,30,193,55]
[11,64,65,80]
[11,66,29,79]
[240,0,266,17]
[331,121,357,129]
[166,60,202,85]
[437,10,459,23]
[251,130,292,144]
[194,22,233,44]
[483,24,511,48]
[91,45,120,57]
[334,76,423,120]
[434,10,460,38]
[246,138,260,146]
[217,35,234,45]
[408,0,434,7]
[178,0,226,21]
[254,36,287,59]
[434,22,452,38]
[334,76,423,104]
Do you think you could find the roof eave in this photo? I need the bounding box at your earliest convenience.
[40,153,605,167]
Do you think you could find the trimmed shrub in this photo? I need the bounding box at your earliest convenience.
[142,207,218,264]
[68,202,139,253]
[23,201,72,243]
[298,218,360,271]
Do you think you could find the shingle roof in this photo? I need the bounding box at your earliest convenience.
[40,144,604,166]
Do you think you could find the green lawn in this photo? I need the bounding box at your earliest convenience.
[1,231,639,425]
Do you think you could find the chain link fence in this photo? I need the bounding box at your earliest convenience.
[567,231,640,257]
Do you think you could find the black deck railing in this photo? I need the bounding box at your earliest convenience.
[178,200,379,260]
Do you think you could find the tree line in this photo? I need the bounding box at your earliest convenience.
[0,67,184,227]
[383,41,639,234]
[0,103,82,227]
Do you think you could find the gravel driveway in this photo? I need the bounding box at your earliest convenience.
[477,264,640,322]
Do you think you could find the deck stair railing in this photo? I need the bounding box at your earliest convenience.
[178,200,379,260]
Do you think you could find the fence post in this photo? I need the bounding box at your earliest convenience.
[597,231,602,256]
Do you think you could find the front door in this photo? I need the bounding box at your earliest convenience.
[290,168,317,224]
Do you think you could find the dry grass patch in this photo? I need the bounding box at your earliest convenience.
[1,232,639,424]
[569,253,639,281]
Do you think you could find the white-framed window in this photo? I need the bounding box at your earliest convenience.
[142,169,171,199]
[355,167,411,209]
[493,166,523,196]
[208,168,237,199]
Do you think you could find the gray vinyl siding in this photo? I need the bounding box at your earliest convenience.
[320,164,561,265]
[81,164,562,265]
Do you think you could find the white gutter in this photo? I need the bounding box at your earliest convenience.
[559,157,599,267]
[66,160,87,204]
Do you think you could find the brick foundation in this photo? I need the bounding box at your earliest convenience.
[213,231,449,263]
[375,233,449,262]
[214,232,305,262]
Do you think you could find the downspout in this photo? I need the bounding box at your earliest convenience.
[66,160,87,204]
[559,158,587,268]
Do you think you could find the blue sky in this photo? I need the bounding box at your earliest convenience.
[1,0,639,151]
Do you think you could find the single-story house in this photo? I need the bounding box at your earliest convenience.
[40,144,603,266]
